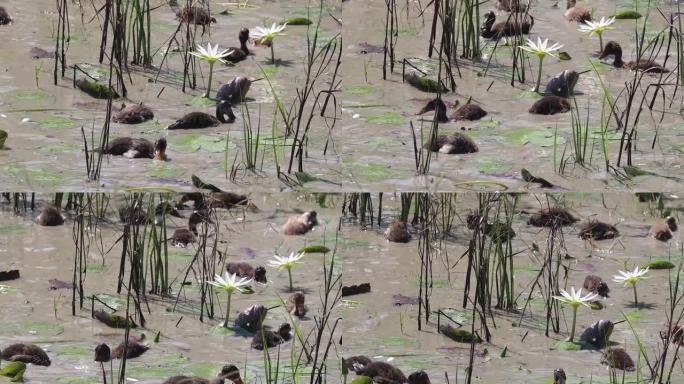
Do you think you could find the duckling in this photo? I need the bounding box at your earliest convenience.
[176,6,215,34]
[480,11,533,39]
[583,275,609,297]
[527,207,577,227]
[101,137,167,160]
[602,348,635,371]
[545,70,580,97]
[650,216,677,241]
[564,0,591,22]
[251,323,292,350]
[0,7,12,25]
[1,343,51,366]
[170,228,196,247]
[29,47,55,59]
[112,103,154,124]
[579,221,619,240]
[384,220,411,243]
[529,96,571,115]
[354,360,407,383]
[225,28,250,63]
[226,262,267,283]
[37,206,64,226]
[235,305,268,332]
[407,371,432,384]
[553,369,567,384]
[216,77,254,105]
[660,322,684,345]
[112,335,149,359]
[94,343,111,363]
[282,211,318,235]
[580,319,614,347]
[496,0,527,12]
[428,133,478,154]
[344,355,373,372]
[417,98,488,122]
[168,112,221,130]
[467,214,516,240]
[285,292,307,317]
[206,192,250,209]
[599,41,669,73]
[215,100,236,123]
[163,364,244,384]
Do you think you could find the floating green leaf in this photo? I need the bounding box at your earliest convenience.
[147,163,181,179]
[589,301,604,310]
[21,321,64,335]
[36,116,78,129]
[366,111,407,125]
[299,245,331,253]
[558,51,572,60]
[504,127,564,147]
[0,361,26,382]
[168,134,232,153]
[553,340,582,351]
[404,73,447,93]
[644,259,675,270]
[343,85,377,95]
[613,10,642,19]
[12,90,53,101]
[39,143,79,154]
[186,96,216,107]
[351,376,373,384]
[380,336,420,347]
[283,17,312,25]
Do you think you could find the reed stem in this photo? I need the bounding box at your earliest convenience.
[205,61,214,98]
[569,305,577,342]
[271,43,275,65]
[534,56,544,93]
[288,269,293,291]
[633,284,638,307]
[224,292,232,328]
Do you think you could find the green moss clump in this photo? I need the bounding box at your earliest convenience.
[350,376,373,384]
[0,361,26,382]
[76,79,119,99]
[404,73,447,93]
[93,309,137,328]
[299,245,331,254]
[0,129,7,149]
[613,10,642,19]
[644,259,675,270]
[439,324,482,343]
[283,17,312,25]
[589,301,603,310]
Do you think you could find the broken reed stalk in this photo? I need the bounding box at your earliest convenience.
[54,0,70,84]
[382,0,398,79]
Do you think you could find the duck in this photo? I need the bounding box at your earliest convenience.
[225,28,250,63]
[599,41,669,73]
[416,98,487,122]
[285,292,307,317]
[580,319,614,348]
[206,192,250,209]
[564,0,591,22]
[101,137,167,160]
[163,364,244,384]
[176,6,215,34]
[94,343,111,363]
[480,11,533,39]
[234,305,268,332]
[650,216,677,241]
[226,262,267,283]
[466,214,516,240]
[282,211,318,235]
[496,0,527,12]
[527,207,577,227]
[529,96,571,115]
[112,103,154,124]
[0,7,12,24]
[37,206,64,226]
[553,369,567,384]
[168,112,221,130]
[118,201,182,225]
[112,335,149,359]
[427,133,478,154]
[216,77,254,105]
[215,100,236,123]
[251,323,292,350]
[578,220,619,240]
[170,228,196,247]
[583,274,609,297]
[660,322,684,345]
[347,358,431,383]
[384,220,411,243]
[545,70,580,97]
[29,47,55,59]
[602,348,635,371]
[1,343,51,366]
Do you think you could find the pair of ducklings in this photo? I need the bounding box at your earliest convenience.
[164,364,244,384]
[344,356,431,384]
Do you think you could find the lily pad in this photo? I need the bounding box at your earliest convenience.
[558,51,572,61]
[380,336,420,347]
[553,340,582,351]
[12,90,53,101]
[343,161,394,182]
[366,111,407,125]
[478,157,512,174]
[283,16,312,25]
[644,259,675,270]
[168,134,232,153]
[186,96,216,108]
[299,245,331,253]
[253,65,278,78]
[613,10,642,19]
[147,163,181,178]
[36,116,79,129]
[39,143,80,154]
[21,321,64,335]
[504,127,565,147]
[516,90,543,100]
[0,164,65,187]
[53,345,92,358]
[343,85,377,95]
[589,301,604,310]
[351,376,373,384]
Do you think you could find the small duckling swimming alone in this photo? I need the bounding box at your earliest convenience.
[480,11,533,39]
[602,348,635,371]
[1,343,51,366]
[599,41,669,73]
[168,112,221,130]
[416,98,487,122]
[579,220,619,240]
[527,207,577,227]
[251,323,292,350]
[112,103,154,124]
[234,305,268,332]
[112,335,149,359]
[529,96,571,115]
[226,262,267,283]
[37,206,64,226]
[384,220,412,243]
[583,274,609,297]
[428,133,478,154]
[101,137,167,160]
[0,7,12,24]
[285,292,308,317]
[176,6,215,34]
[163,364,244,384]
[650,216,677,241]
[170,228,196,247]
[553,369,567,384]
[564,0,591,22]
[282,211,318,235]
[225,28,250,63]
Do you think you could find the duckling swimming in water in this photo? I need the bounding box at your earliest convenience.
[602,348,635,371]
[428,133,478,154]
[529,96,571,115]
[163,364,244,384]
[553,369,567,384]
[170,228,196,247]
[350,359,407,383]
[1,343,51,366]
[660,322,684,345]
[599,41,668,73]
[564,0,591,22]
[112,335,149,359]
[0,7,12,24]
[496,0,527,12]
[545,70,580,97]
[216,77,254,105]
[579,220,619,240]
[384,220,411,243]
[225,28,250,63]
[285,292,308,317]
[282,211,318,235]
[528,207,577,227]
[37,206,64,226]
[176,6,215,34]
[583,274,609,297]
[226,262,267,283]
[580,319,614,348]
[234,305,268,332]
[251,323,292,350]
[480,11,533,39]
[215,100,236,123]
[650,216,677,241]
[101,137,167,160]
[168,112,221,130]
[417,98,487,122]
[112,103,154,124]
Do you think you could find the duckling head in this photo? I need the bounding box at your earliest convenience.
[153,138,167,161]
[219,364,243,384]
[278,322,292,339]
[599,41,623,61]
[666,216,677,232]
[408,371,431,384]
[254,266,268,283]
[94,343,111,363]
[239,28,250,45]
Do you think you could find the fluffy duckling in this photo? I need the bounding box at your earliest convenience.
[1,343,51,366]
[545,70,580,97]
[285,292,307,317]
[599,41,669,73]
[168,112,221,130]
[170,228,196,247]
[660,322,684,345]
[602,348,635,371]
[564,0,591,22]
[417,98,487,122]
[583,274,609,297]
[29,47,56,59]
[216,77,254,105]
[225,28,250,63]
[251,323,292,350]
[428,133,478,154]
[37,206,64,226]
[353,360,407,382]
[407,371,432,384]
[282,211,318,235]
[0,7,12,24]
[112,335,149,359]
[553,369,567,384]
[163,364,244,384]
[529,96,571,115]
[466,214,516,240]
[496,0,527,12]
[480,11,533,39]
[176,6,215,34]
[101,137,167,160]
[235,305,268,332]
[650,216,677,241]
[384,220,411,243]
[206,192,250,209]
[579,221,619,240]
[527,207,577,227]
[112,103,154,124]
[580,319,614,347]
[226,262,267,283]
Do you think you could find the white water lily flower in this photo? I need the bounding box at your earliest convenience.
[613,266,649,286]
[208,272,252,293]
[579,17,616,36]
[252,23,287,46]
[519,37,563,58]
[553,287,598,308]
[190,42,233,64]
[269,252,305,271]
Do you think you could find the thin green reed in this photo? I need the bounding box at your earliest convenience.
[128,0,152,66]
[457,0,480,59]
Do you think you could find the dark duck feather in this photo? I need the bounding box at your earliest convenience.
[480,11,533,39]
[226,262,267,283]
[354,361,407,383]
[660,322,684,345]
[0,7,12,25]
[176,6,215,34]
[112,103,154,124]
[168,112,221,129]
[216,77,253,105]
[1,343,51,366]
[496,0,528,12]
[170,228,196,247]
[599,41,668,73]
[602,348,635,371]
[529,96,571,115]
[101,137,167,160]
[112,336,149,359]
[37,206,64,226]
[581,319,614,348]
[285,292,308,317]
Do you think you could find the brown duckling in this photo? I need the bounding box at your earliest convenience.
[599,41,668,73]
[37,206,64,226]
[650,216,677,241]
[225,28,250,63]
[176,6,215,34]
[660,322,684,345]
[0,7,12,25]
[163,364,244,384]
[480,11,533,39]
[553,369,567,384]
[29,47,55,59]
[467,214,516,240]
[1,343,51,366]
[101,137,167,160]
[428,133,478,154]
[529,96,571,115]
[602,348,635,371]
[579,220,619,240]
[226,262,267,283]
[282,211,318,235]
[168,112,221,130]
[353,360,407,383]
[285,292,307,317]
[206,192,250,209]
[234,305,268,332]
[112,103,154,124]
[170,228,196,247]
[251,323,292,350]
[496,0,527,12]
[580,319,614,347]
[407,371,431,384]
[528,207,577,227]
[384,220,411,243]
[583,275,609,297]
[417,98,487,122]
[344,355,373,372]
[112,335,149,359]
[564,0,591,22]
